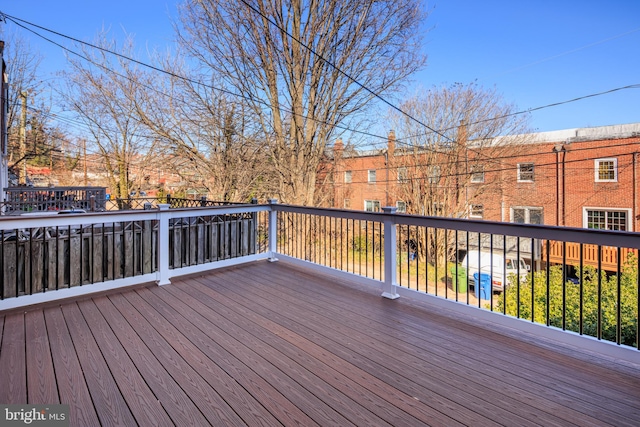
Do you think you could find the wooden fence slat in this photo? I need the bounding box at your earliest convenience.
[4,245,17,299]
[31,240,44,294]
[124,228,134,277]
[143,221,153,274]
[92,233,103,283]
[197,224,205,265]
[69,236,81,287]
[189,226,197,265]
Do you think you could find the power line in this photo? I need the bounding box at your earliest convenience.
[390,83,640,149]
[1,12,392,144]
[4,11,638,160]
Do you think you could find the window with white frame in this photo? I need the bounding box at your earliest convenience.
[428,166,440,184]
[470,165,484,183]
[368,169,376,183]
[517,163,534,182]
[344,170,352,183]
[469,204,484,218]
[344,198,350,209]
[396,201,407,212]
[595,158,617,182]
[397,167,408,183]
[584,208,629,231]
[364,200,380,212]
[512,207,543,224]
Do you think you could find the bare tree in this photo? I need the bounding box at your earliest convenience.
[1,30,62,183]
[2,30,42,139]
[390,83,532,262]
[59,33,152,199]
[176,0,428,205]
[124,54,275,202]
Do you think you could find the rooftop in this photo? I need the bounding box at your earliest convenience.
[2,260,639,426]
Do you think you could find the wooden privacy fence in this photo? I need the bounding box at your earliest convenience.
[543,240,638,272]
[0,210,260,300]
[1,221,155,298]
[169,213,258,268]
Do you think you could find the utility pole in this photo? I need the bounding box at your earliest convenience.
[19,91,27,185]
[83,138,88,186]
[49,142,53,186]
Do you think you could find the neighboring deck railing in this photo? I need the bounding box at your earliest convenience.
[104,195,239,211]
[1,186,107,213]
[1,190,237,214]
[1,201,638,352]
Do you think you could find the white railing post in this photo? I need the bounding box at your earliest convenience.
[157,204,171,285]
[268,199,279,262]
[381,207,399,299]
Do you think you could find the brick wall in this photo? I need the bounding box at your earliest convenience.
[325,125,640,231]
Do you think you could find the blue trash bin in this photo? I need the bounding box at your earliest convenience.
[473,272,491,300]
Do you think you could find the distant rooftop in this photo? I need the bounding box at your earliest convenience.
[494,122,640,146]
[330,122,640,156]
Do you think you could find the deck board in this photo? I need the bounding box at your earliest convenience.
[61,302,138,426]
[253,263,640,423]
[0,313,26,404]
[44,307,101,426]
[78,298,188,426]
[105,292,267,426]
[1,260,639,426]
[25,310,59,404]
[149,284,355,426]
[188,272,475,426]
[178,276,433,427]
[123,287,316,427]
[206,266,570,427]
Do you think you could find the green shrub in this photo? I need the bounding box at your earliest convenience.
[497,254,638,348]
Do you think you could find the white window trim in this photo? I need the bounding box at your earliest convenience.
[428,166,441,184]
[396,201,406,213]
[582,207,632,231]
[511,206,543,224]
[397,167,408,183]
[364,200,380,212]
[344,170,352,183]
[594,158,618,182]
[470,165,484,183]
[469,204,484,218]
[368,169,376,183]
[517,163,534,182]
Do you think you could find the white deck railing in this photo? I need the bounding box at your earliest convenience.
[1,201,639,359]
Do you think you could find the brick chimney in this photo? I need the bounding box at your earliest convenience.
[333,139,344,158]
[387,130,395,157]
[457,120,468,145]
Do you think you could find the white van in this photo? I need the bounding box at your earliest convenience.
[460,250,529,292]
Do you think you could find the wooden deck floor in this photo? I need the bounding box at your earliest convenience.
[1,260,639,426]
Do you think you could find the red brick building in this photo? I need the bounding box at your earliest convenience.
[327,123,640,232]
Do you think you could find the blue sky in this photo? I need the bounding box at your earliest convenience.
[1,0,639,134]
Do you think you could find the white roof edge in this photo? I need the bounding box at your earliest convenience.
[507,122,640,144]
[335,123,640,155]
